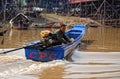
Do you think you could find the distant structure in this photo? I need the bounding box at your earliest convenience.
[0,0,19,20]
[38,0,120,27]
[9,13,30,29]
[68,0,120,27]
[0,0,119,27]
[38,0,68,13]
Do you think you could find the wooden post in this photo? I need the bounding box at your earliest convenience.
[1,0,6,50]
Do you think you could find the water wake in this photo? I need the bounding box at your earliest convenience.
[0,49,120,79]
[64,49,120,79]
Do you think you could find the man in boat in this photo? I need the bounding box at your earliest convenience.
[55,24,72,45]
[40,24,72,47]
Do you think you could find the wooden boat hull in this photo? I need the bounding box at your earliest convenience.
[24,25,86,62]
[32,22,55,28]
[13,25,29,30]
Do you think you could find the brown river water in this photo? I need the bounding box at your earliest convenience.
[0,26,120,79]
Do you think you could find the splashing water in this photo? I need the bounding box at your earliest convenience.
[0,49,120,79]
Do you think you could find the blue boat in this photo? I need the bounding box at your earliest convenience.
[24,24,86,62]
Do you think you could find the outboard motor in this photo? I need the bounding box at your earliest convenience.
[40,30,55,47]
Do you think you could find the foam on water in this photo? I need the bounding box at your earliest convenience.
[0,49,120,79]
[0,59,66,79]
[0,49,68,79]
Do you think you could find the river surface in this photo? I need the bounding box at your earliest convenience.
[0,26,120,79]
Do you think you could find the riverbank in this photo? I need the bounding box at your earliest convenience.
[41,14,102,27]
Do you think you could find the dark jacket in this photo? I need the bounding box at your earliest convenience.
[56,30,71,44]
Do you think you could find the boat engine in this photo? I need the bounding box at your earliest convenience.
[40,30,55,47]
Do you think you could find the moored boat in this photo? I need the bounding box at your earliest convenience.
[32,22,56,28]
[9,13,31,30]
[24,24,86,62]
